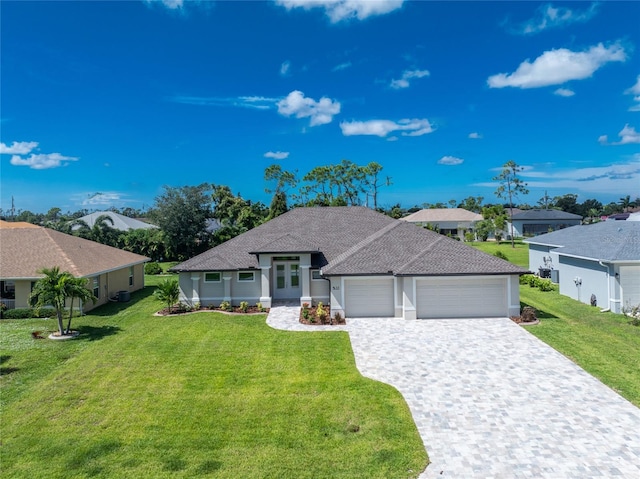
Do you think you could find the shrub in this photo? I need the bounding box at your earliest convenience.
[145,262,163,275]
[464,232,475,242]
[3,308,55,319]
[538,279,554,292]
[494,250,508,261]
[623,303,640,326]
[302,302,310,309]
[239,301,249,313]
[316,302,328,324]
[521,306,537,322]
[256,302,265,312]
[219,301,232,312]
[332,311,344,325]
[302,308,310,320]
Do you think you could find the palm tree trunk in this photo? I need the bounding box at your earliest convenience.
[66,296,75,334]
[56,309,65,335]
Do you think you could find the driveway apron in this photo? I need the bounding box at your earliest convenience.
[267,308,640,478]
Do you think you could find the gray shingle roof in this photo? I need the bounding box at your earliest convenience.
[525,221,640,262]
[512,209,582,220]
[172,207,527,276]
[0,221,149,279]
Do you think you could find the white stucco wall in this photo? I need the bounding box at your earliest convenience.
[558,256,608,309]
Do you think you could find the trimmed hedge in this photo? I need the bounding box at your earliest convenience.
[144,262,163,275]
[2,308,56,320]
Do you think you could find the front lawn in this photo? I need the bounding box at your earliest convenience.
[0,286,427,478]
[520,287,640,407]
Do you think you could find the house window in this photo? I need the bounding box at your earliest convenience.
[93,277,100,299]
[205,272,221,283]
[238,271,255,282]
[129,266,134,286]
[311,270,323,281]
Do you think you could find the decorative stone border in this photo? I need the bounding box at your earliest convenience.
[48,330,80,340]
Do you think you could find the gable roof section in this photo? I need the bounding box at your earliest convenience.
[512,209,582,221]
[525,221,640,262]
[401,208,483,223]
[0,221,149,279]
[173,207,527,276]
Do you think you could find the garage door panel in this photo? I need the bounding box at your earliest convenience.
[417,278,507,319]
[345,278,394,317]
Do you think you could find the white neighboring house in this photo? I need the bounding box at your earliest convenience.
[73,211,157,231]
[400,208,483,239]
[525,221,640,313]
[171,207,527,320]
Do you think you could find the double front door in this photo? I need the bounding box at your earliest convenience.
[273,261,300,299]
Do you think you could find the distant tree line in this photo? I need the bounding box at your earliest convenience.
[1,159,636,260]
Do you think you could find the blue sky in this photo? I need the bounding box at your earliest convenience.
[1,0,639,214]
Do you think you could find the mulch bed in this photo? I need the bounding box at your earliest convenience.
[299,305,346,326]
[157,305,269,316]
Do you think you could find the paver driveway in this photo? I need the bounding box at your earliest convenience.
[268,307,640,478]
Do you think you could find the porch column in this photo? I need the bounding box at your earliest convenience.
[190,274,201,305]
[300,265,312,306]
[260,266,272,308]
[222,273,232,302]
[402,277,417,320]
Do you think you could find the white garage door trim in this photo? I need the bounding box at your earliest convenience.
[416,276,508,319]
[345,277,394,318]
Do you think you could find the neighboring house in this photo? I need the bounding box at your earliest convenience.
[0,221,149,311]
[171,207,527,320]
[73,211,157,231]
[400,208,483,239]
[525,221,640,313]
[508,209,582,237]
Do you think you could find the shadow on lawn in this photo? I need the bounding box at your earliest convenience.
[77,325,121,342]
[0,354,19,375]
[520,301,557,320]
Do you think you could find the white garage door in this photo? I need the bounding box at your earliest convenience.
[417,277,507,319]
[620,266,640,309]
[345,278,394,317]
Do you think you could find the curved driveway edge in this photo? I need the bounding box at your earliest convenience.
[268,307,640,478]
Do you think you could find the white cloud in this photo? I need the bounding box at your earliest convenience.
[10,153,79,170]
[625,75,640,111]
[390,69,430,89]
[332,61,352,72]
[280,60,291,77]
[264,151,290,160]
[340,118,434,137]
[554,88,575,97]
[275,0,404,23]
[599,124,640,145]
[487,42,626,89]
[0,141,38,155]
[81,192,123,206]
[277,90,341,126]
[170,95,277,110]
[468,132,483,139]
[144,0,184,10]
[514,3,599,35]
[438,156,464,166]
[474,157,640,197]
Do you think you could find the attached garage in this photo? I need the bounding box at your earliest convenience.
[344,277,395,317]
[416,276,508,319]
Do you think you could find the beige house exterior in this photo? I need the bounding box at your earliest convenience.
[401,208,483,239]
[0,221,148,312]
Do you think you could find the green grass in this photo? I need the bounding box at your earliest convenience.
[520,287,640,407]
[0,283,427,478]
[469,240,529,268]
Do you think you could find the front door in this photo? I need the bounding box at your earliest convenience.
[273,261,301,299]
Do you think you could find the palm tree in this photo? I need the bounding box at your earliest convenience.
[63,276,97,334]
[29,267,73,336]
[154,278,180,312]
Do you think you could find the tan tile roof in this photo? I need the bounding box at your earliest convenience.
[0,221,40,229]
[401,208,483,223]
[0,221,148,279]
